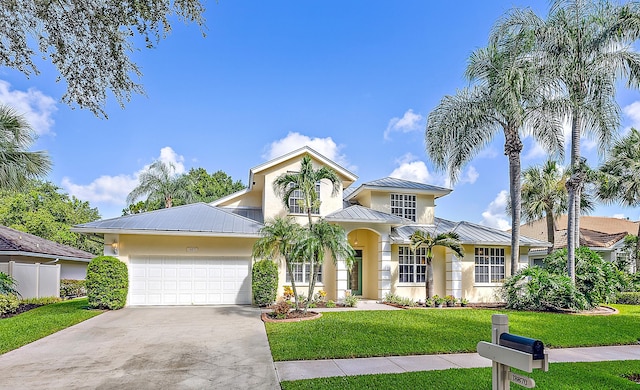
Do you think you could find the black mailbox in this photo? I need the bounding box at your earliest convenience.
[499,333,544,360]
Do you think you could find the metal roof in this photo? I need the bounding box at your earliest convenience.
[0,225,95,261]
[345,177,452,202]
[222,207,264,224]
[391,217,551,247]
[72,203,263,237]
[325,205,412,224]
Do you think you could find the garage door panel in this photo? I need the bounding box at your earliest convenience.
[130,257,252,305]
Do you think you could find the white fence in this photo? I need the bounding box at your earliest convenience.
[0,261,60,298]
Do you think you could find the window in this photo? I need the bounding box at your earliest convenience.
[475,247,505,283]
[286,261,322,284]
[288,182,321,214]
[391,194,416,221]
[398,246,427,283]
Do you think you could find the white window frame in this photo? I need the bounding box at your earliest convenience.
[288,182,321,215]
[474,247,505,284]
[286,261,322,284]
[398,246,427,284]
[391,194,417,222]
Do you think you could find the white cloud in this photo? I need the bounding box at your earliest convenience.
[264,132,355,171]
[479,190,511,230]
[612,213,627,220]
[0,80,57,136]
[477,147,499,159]
[624,101,640,128]
[389,153,433,183]
[459,165,479,185]
[384,109,424,140]
[62,147,186,209]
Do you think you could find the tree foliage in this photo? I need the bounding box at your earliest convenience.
[0,180,102,254]
[0,105,51,191]
[126,160,194,209]
[184,168,245,203]
[0,0,206,117]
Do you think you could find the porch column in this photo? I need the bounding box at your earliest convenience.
[377,233,392,300]
[446,252,462,299]
[336,258,349,300]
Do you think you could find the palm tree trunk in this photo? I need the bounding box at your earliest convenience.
[285,258,301,311]
[426,258,434,300]
[636,223,640,273]
[505,128,523,276]
[567,114,581,283]
[546,211,555,254]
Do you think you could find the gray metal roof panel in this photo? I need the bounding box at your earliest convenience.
[391,217,551,247]
[73,203,263,235]
[364,177,451,192]
[325,205,412,224]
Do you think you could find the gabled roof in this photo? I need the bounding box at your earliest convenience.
[345,177,451,202]
[325,205,412,224]
[551,229,628,250]
[72,203,263,237]
[519,215,639,241]
[212,146,358,207]
[391,217,551,247]
[0,225,95,262]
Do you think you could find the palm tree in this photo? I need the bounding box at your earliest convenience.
[253,217,305,307]
[272,155,341,227]
[0,105,51,191]
[499,0,640,282]
[126,160,193,209]
[426,32,563,277]
[598,128,640,271]
[520,160,594,252]
[410,230,464,302]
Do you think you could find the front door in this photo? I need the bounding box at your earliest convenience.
[348,250,363,296]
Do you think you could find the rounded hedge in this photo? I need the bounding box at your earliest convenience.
[86,256,128,310]
[252,259,278,307]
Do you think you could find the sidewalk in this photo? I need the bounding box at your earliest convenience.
[275,345,640,382]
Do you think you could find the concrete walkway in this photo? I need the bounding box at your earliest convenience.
[275,345,640,382]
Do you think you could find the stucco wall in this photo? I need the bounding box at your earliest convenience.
[391,244,447,302]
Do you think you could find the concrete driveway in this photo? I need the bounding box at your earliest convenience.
[0,306,280,390]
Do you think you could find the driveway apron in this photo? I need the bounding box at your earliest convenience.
[0,306,280,390]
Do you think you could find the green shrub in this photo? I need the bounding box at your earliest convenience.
[20,296,61,305]
[544,247,624,305]
[382,292,417,307]
[272,300,291,319]
[252,259,278,307]
[616,292,640,305]
[86,256,128,310]
[326,300,336,308]
[0,272,18,296]
[0,294,20,315]
[344,294,359,307]
[60,279,87,299]
[501,266,588,311]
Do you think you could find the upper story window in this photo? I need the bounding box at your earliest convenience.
[474,247,505,283]
[391,194,416,221]
[289,182,321,214]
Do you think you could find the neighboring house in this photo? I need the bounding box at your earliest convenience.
[519,215,639,269]
[0,225,95,279]
[73,147,550,306]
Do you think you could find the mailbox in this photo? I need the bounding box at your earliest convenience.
[499,333,544,360]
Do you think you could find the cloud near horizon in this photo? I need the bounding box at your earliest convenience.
[263,132,355,171]
[479,190,510,230]
[388,153,478,188]
[0,80,57,136]
[384,109,424,140]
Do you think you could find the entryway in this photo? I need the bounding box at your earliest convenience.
[348,250,363,296]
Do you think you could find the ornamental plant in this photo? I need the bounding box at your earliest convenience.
[252,259,278,307]
[86,256,128,310]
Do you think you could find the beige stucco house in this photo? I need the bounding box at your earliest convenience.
[73,147,549,306]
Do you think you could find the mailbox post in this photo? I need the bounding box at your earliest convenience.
[477,314,548,389]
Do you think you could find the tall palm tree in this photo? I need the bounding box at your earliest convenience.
[598,128,640,270]
[295,219,355,312]
[410,230,464,302]
[253,217,305,307]
[427,32,563,277]
[272,155,343,299]
[0,105,51,191]
[520,160,594,252]
[499,0,640,282]
[126,160,193,209]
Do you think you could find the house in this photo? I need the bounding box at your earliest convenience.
[73,147,549,306]
[0,225,95,280]
[519,215,639,270]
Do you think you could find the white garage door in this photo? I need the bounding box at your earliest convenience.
[129,257,252,305]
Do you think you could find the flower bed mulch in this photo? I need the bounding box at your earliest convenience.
[261,311,322,323]
[0,303,43,319]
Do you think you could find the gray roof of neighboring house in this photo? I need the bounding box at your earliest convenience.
[72,203,263,237]
[325,205,413,224]
[345,177,452,202]
[391,217,551,247]
[0,225,95,261]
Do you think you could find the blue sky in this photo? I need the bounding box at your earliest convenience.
[1,1,639,227]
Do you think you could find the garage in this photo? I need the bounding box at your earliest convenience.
[129,256,252,305]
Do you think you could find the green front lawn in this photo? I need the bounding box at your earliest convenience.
[280,361,640,390]
[0,298,103,354]
[266,305,640,361]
